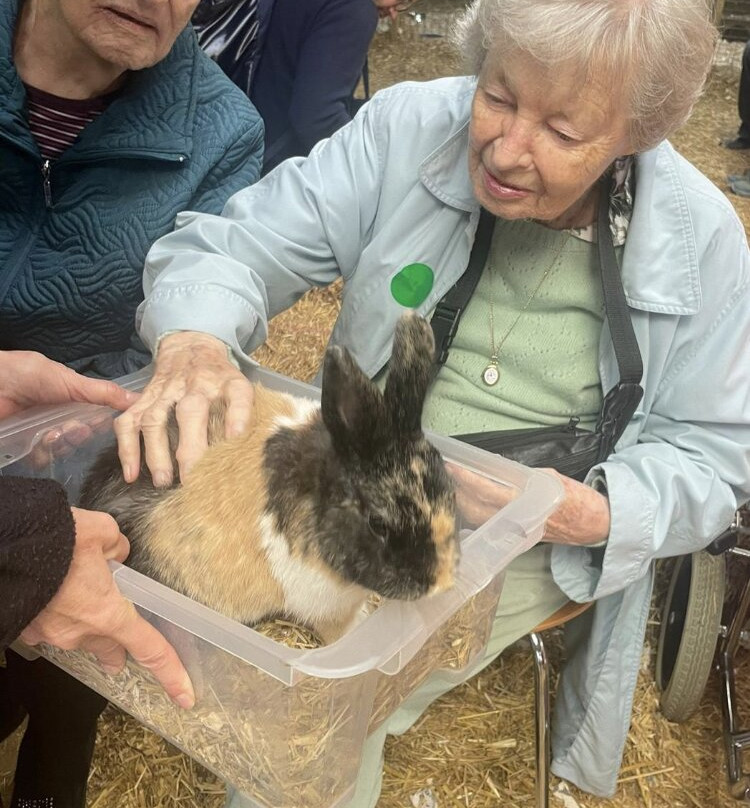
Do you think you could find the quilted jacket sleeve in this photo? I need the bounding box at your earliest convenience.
[0,477,75,650]
[187,115,265,216]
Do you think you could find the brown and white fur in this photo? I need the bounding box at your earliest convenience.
[80,313,459,643]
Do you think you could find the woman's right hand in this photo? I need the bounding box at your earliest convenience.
[114,331,254,486]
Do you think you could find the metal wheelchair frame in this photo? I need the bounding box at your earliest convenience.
[715,510,750,800]
[657,506,750,800]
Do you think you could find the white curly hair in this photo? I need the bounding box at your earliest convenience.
[453,0,717,152]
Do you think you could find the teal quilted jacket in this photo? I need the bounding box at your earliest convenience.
[0,0,263,378]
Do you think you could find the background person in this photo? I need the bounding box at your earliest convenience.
[723,39,750,197]
[723,38,750,150]
[373,0,420,21]
[193,0,378,173]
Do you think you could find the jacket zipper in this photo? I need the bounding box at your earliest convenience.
[41,159,52,208]
[37,151,186,210]
[58,151,187,167]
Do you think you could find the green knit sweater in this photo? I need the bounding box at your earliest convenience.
[422,218,609,436]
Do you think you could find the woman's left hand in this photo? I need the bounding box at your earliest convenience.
[446,463,610,546]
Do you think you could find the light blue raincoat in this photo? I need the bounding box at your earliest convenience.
[138,77,750,796]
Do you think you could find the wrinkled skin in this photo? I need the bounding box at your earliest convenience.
[14,0,201,97]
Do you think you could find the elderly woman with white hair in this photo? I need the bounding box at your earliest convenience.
[111,0,749,803]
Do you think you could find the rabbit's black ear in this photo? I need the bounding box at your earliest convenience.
[384,312,435,436]
[322,346,389,460]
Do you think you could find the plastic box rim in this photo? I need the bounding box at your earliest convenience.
[1,365,564,685]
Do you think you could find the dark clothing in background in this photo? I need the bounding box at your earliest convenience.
[194,0,378,173]
[193,0,262,96]
[737,40,750,142]
[0,476,74,650]
[5,653,107,808]
[252,0,378,172]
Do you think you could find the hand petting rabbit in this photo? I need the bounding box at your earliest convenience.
[80,313,459,643]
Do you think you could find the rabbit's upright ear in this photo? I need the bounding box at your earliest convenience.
[384,312,435,437]
[322,346,389,460]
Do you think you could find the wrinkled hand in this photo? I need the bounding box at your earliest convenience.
[447,462,518,527]
[446,463,610,546]
[0,350,139,419]
[114,331,254,486]
[20,507,195,709]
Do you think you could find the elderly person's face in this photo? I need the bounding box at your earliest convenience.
[51,0,201,70]
[469,47,634,229]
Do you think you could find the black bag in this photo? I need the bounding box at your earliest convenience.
[430,180,643,481]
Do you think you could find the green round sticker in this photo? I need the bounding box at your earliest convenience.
[390,263,434,308]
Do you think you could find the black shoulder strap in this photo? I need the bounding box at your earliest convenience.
[431,183,644,386]
[429,179,644,454]
[596,179,643,386]
[430,207,495,370]
[594,178,644,456]
[362,57,370,101]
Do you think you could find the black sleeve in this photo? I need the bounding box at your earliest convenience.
[0,477,75,650]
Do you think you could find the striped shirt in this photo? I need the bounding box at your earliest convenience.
[24,84,117,161]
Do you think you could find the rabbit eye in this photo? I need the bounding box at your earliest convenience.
[368,513,389,543]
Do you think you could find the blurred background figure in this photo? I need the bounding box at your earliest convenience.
[373,0,421,21]
[723,39,750,149]
[724,39,750,196]
[193,0,378,173]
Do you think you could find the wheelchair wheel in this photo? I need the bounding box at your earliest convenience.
[656,550,726,722]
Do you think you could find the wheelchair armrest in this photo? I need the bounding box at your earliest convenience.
[706,526,739,555]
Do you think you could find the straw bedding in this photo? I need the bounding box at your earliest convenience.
[1,14,748,808]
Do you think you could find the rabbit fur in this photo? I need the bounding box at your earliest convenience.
[79,313,459,644]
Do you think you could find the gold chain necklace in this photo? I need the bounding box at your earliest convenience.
[482,234,570,386]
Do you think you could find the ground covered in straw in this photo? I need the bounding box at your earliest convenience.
[1,11,749,808]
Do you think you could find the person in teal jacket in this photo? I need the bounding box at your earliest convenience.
[0,0,264,380]
[1,2,262,806]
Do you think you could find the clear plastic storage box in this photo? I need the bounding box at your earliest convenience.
[1,365,563,808]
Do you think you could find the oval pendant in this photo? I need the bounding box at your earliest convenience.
[482,363,500,386]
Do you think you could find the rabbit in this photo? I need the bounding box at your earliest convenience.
[79,312,459,644]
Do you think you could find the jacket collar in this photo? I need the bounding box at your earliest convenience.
[621,143,701,314]
[419,102,702,314]
[418,121,477,213]
[0,0,198,162]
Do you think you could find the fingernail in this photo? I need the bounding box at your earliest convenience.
[101,664,121,675]
[174,692,195,710]
[229,421,247,438]
[153,471,171,487]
